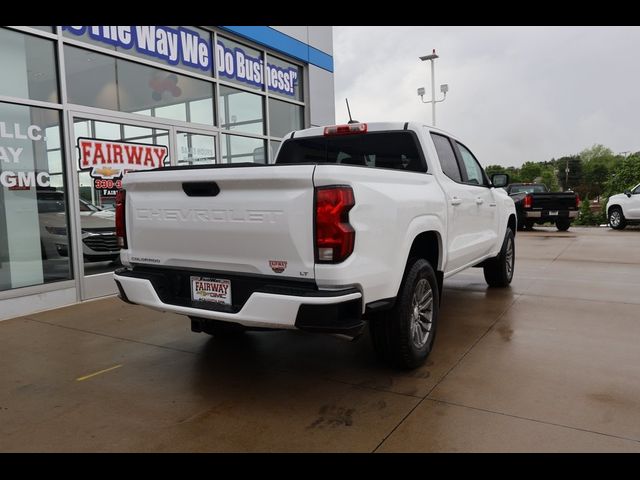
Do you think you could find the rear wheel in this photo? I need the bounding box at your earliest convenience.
[608,207,626,230]
[556,218,571,231]
[483,229,515,287]
[524,220,535,230]
[369,258,439,369]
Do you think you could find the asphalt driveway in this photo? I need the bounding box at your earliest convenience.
[1,227,639,452]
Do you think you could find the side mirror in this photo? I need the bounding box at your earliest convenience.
[625,190,632,197]
[491,173,509,188]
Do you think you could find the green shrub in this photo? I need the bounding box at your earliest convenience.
[575,196,596,225]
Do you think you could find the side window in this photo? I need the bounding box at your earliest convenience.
[431,133,462,182]
[456,142,487,187]
[633,184,640,195]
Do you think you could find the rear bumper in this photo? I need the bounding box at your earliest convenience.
[524,210,578,220]
[113,268,364,335]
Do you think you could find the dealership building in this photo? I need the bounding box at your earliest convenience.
[0,26,335,320]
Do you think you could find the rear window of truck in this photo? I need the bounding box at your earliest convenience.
[275,132,427,173]
[509,185,548,194]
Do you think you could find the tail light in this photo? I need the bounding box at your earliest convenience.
[523,194,532,209]
[115,190,127,249]
[315,186,355,263]
[576,194,581,208]
[323,123,367,136]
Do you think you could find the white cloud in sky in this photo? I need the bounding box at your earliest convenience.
[333,26,640,167]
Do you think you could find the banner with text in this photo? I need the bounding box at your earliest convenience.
[77,138,168,196]
[62,27,301,98]
[216,38,300,98]
[0,121,50,190]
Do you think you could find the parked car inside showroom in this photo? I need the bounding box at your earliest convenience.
[607,183,640,229]
[37,190,121,262]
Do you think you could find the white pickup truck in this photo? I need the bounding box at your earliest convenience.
[113,122,516,368]
[607,183,640,229]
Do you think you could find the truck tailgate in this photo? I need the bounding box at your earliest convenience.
[531,192,577,210]
[122,165,316,279]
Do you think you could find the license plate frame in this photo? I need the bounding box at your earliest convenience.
[190,276,232,306]
[549,210,559,216]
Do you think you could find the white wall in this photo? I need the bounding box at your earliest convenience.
[269,26,335,126]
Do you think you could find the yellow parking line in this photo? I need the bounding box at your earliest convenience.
[76,364,123,382]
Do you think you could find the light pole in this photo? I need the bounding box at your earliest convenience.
[418,49,448,126]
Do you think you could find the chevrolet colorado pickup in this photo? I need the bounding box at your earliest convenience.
[505,183,579,231]
[113,122,517,368]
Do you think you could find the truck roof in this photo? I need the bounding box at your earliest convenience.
[285,121,460,142]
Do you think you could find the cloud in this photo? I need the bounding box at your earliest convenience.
[333,26,640,167]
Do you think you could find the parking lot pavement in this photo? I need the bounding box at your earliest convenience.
[1,227,640,452]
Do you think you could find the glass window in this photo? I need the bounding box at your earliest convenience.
[177,132,216,165]
[62,26,213,76]
[266,55,303,101]
[0,28,59,103]
[218,85,265,135]
[509,184,548,194]
[64,45,215,126]
[72,118,170,276]
[430,133,461,182]
[269,98,303,138]
[0,102,72,291]
[221,134,266,164]
[216,36,264,91]
[632,184,640,195]
[64,47,118,110]
[456,142,487,186]
[276,132,426,173]
[45,126,61,149]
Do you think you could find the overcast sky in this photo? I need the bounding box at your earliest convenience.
[332,26,640,168]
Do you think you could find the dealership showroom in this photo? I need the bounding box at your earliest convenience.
[0,25,335,319]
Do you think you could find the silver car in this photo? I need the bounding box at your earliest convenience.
[38,191,121,262]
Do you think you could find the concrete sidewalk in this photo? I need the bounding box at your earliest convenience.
[1,227,640,452]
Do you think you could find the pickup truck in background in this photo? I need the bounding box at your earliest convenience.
[606,182,640,229]
[113,122,517,369]
[505,183,579,231]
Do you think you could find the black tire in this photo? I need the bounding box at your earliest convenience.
[608,207,627,230]
[483,229,515,288]
[524,220,535,230]
[556,218,571,231]
[190,317,246,337]
[369,258,439,369]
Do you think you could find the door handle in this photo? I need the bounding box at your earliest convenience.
[489,203,497,207]
[182,182,220,197]
[451,197,462,206]
[475,197,484,205]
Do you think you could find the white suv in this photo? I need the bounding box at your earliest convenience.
[607,183,640,230]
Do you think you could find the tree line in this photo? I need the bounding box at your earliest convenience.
[485,144,640,202]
